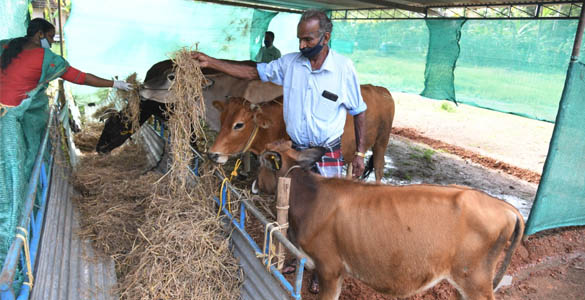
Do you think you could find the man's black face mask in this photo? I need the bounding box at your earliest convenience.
[300,34,324,59]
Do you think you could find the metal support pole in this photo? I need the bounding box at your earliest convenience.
[57,0,65,107]
[570,0,585,61]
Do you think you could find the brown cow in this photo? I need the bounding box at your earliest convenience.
[259,140,525,300]
[209,84,395,192]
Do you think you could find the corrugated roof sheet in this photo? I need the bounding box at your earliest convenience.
[204,0,577,13]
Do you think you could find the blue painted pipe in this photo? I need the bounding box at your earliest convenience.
[0,106,55,298]
[213,196,306,299]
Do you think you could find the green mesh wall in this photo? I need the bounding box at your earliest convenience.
[64,0,276,105]
[0,0,29,40]
[331,18,583,123]
[422,19,465,100]
[331,20,429,94]
[525,60,585,235]
[456,20,585,122]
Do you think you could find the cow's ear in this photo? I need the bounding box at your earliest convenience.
[254,112,273,129]
[298,147,327,170]
[212,101,225,112]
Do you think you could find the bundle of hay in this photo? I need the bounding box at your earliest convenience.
[164,49,207,189]
[116,73,142,131]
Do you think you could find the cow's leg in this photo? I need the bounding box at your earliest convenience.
[316,273,342,300]
[372,126,391,182]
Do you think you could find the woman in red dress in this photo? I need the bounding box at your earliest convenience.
[0,18,132,108]
[0,19,133,257]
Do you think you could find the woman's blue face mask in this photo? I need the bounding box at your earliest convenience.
[300,34,324,59]
[40,38,51,49]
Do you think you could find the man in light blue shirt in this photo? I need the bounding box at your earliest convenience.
[192,10,367,180]
[193,10,367,294]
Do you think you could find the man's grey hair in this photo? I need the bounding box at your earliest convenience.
[300,10,333,35]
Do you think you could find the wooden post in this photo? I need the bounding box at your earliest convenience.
[276,177,291,270]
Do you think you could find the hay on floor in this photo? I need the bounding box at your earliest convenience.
[72,122,104,153]
[72,48,242,299]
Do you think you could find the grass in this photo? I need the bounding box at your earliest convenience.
[409,146,435,163]
[348,50,565,122]
[440,102,457,113]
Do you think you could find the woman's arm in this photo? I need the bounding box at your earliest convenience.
[84,73,114,87]
[84,73,132,90]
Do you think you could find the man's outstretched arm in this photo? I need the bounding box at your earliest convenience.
[192,52,259,80]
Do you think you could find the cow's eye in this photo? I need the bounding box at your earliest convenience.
[167,74,175,81]
[233,123,244,130]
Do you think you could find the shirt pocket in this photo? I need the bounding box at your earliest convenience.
[311,91,340,122]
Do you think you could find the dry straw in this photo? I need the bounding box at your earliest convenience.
[91,103,115,121]
[164,49,207,189]
[116,73,141,131]
[72,122,104,152]
[73,48,243,299]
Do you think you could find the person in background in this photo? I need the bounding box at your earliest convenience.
[0,18,132,109]
[255,31,281,63]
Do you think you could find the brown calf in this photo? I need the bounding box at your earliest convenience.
[209,84,395,192]
[259,140,524,300]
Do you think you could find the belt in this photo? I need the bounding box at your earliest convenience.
[292,136,341,150]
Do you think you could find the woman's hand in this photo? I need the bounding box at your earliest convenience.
[113,80,133,91]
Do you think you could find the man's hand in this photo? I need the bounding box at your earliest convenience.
[352,156,365,179]
[191,51,214,68]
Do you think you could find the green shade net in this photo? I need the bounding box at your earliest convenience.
[456,20,585,122]
[422,19,465,100]
[1,39,66,292]
[0,0,29,40]
[331,20,429,94]
[525,60,585,235]
[64,0,276,105]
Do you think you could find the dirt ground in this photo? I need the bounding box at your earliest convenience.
[279,93,584,300]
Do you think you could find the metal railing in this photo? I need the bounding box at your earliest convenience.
[0,101,56,299]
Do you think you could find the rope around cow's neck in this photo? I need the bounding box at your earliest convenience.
[241,124,259,153]
[284,165,302,178]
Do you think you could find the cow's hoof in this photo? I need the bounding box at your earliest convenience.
[251,180,259,194]
[309,278,320,294]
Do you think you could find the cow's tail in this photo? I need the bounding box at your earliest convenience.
[492,210,525,289]
[359,155,375,180]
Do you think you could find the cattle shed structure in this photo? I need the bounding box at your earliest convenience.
[192,0,585,236]
[1,0,585,299]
